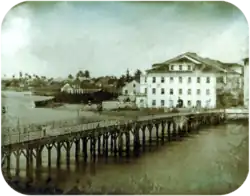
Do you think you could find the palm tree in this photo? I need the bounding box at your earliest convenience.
[84,70,90,78]
[76,71,84,78]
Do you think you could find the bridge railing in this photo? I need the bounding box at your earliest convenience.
[1,110,226,146]
[1,119,123,146]
[136,109,225,121]
[1,116,105,136]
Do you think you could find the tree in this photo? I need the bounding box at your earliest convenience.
[76,70,84,78]
[74,77,81,86]
[126,69,131,82]
[84,70,90,78]
[134,69,142,81]
[19,71,23,79]
[117,75,126,88]
[68,74,74,80]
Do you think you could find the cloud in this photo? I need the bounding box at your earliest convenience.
[1,2,248,78]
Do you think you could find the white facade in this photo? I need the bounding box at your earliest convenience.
[136,52,248,109]
[244,58,249,108]
[122,80,140,96]
[137,54,219,109]
[61,83,73,93]
[143,72,216,108]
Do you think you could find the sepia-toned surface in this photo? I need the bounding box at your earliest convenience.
[0,0,249,194]
[3,122,248,195]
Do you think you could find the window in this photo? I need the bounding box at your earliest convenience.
[161,100,165,107]
[170,65,174,70]
[152,100,156,106]
[188,89,191,95]
[179,65,182,71]
[187,100,191,106]
[170,77,174,82]
[152,88,156,94]
[216,76,223,83]
[161,88,165,94]
[196,100,201,107]
[140,99,144,103]
[206,89,210,95]
[170,89,174,95]
[152,77,156,83]
[179,77,182,83]
[206,77,210,83]
[197,89,200,95]
[161,77,165,83]
[179,89,182,95]
[197,77,200,83]
[133,90,136,94]
[169,100,174,107]
[133,84,136,87]
[188,65,191,71]
[188,77,191,83]
[145,77,147,83]
[125,90,128,95]
[145,88,147,94]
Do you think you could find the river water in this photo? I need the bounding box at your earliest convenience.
[1,91,249,194]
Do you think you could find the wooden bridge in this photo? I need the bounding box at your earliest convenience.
[0,110,234,182]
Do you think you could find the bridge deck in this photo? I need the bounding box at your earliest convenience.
[1,110,230,147]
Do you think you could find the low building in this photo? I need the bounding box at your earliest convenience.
[121,80,140,96]
[61,83,74,93]
[32,96,55,108]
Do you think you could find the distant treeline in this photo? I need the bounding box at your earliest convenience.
[54,90,118,104]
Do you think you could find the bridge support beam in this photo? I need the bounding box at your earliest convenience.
[26,149,33,181]
[133,125,140,157]
[56,142,61,168]
[125,131,130,158]
[75,139,80,167]
[118,132,123,158]
[6,152,11,179]
[142,126,146,151]
[35,146,43,181]
[161,121,165,145]
[82,137,88,162]
[172,122,177,140]
[155,123,160,146]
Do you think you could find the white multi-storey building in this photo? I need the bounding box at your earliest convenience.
[136,52,240,109]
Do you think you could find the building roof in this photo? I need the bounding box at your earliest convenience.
[123,79,139,87]
[31,96,54,102]
[148,52,240,74]
[81,88,102,93]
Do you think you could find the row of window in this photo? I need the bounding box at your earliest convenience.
[170,65,192,71]
[152,100,203,107]
[149,88,211,95]
[124,89,136,95]
[152,76,210,83]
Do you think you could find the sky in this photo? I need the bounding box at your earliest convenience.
[1,1,249,78]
